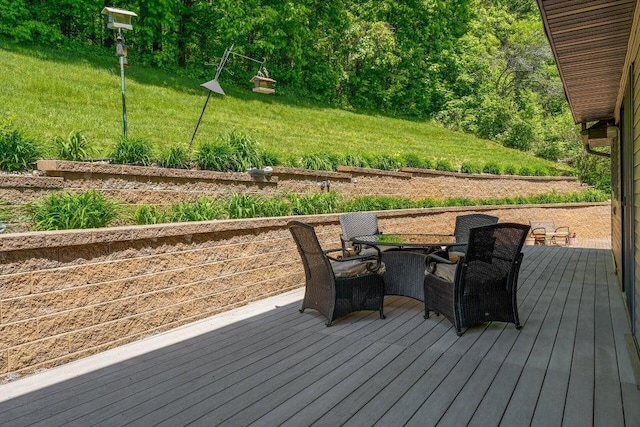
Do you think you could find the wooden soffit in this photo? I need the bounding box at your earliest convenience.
[537,0,636,123]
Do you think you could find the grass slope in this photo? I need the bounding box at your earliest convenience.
[1,41,568,172]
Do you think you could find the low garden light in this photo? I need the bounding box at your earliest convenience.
[101,7,137,139]
[189,45,276,149]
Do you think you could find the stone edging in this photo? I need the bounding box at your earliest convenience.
[401,167,579,181]
[37,160,277,185]
[337,165,412,179]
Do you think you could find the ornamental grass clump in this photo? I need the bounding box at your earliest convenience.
[460,162,482,174]
[0,117,41,172]
[299,153,336,171]
[196,131,265,172]
[482,162,502,175]
[226,193,264,219]
[168,197,225,222]
[435,159,456,172]
[158,143,190,169]
[110,136,154,166]
[27,190,119,230]
[53,130,91,161]
[133,204,168,225]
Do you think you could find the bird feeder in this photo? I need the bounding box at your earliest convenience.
[101,7,138,31]
[250,75,276,94]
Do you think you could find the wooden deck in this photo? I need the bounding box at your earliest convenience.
[0,246,639,426]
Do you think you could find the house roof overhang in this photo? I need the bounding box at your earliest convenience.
[536,0,637,125]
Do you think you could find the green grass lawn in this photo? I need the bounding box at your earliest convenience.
[1,41,569,173]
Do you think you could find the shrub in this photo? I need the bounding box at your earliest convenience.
[158,143,190,169]
[54,130,91,161]
[435,159,455,172]
[0,118,40,171]
[482,162,502,175]
[27,190,119,230]
[133,204,167,225]
[110,136,154,165]
[503,165,517,175]
[460,162,482,174]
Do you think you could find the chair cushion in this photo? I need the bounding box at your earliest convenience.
[432,262,457,282]
[448,251,464,262]
[331,259,386,278]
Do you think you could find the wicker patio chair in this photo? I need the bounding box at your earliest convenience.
[424,222,529,336]
[448,213,499,257]
[339,212,382,256]
[289,220,386,326]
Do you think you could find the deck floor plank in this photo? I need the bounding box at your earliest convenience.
[0,246,637,427]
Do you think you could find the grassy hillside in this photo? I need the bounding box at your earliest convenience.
[1,41,569,173]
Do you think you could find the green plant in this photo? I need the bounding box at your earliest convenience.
[27,190,119,230]
[110,136,154,165]
[221,130,263,169]
[371,154,402,171]
[299,153,336,171]
[260,150,282,167]
[133,204,167,224]
[402,153,429,169]
[53,130,91,161]
[460,162,482,174]
[342,154,370,168]
[158,143,190,169]
[482,162,502,175]
[261,197,292,217]
[532,166,549,176]
[435,159,455,172]
[518,166,533,176]
[168,197,225,222]
[289,191,341,215]
[195,141,233,171]
[226,193,264,219]
[0,117,40,171]
[503,165,517,175]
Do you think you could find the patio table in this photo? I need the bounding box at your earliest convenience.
[351,234,462,302]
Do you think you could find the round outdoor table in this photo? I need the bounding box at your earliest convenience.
[350,234,462,302]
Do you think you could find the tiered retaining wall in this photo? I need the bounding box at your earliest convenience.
[0,161,586,233]
[0,202,609,378]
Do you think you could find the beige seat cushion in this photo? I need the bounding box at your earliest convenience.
[432,262,457,282]
[331,259,386,278]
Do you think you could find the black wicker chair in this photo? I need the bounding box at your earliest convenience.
[448,213,499,255]
[289,221,385,326]
[339,212,381,256]
[424,223,529,336]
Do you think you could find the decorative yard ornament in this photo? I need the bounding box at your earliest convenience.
[189,45,276,148]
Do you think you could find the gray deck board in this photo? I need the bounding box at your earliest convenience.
[0,246,639,427]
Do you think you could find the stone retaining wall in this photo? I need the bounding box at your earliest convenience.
[0,161,586,233]
[0,202,609,378]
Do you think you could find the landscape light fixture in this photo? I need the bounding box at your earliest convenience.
[189,45,276,149]
[101,7,138,139]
